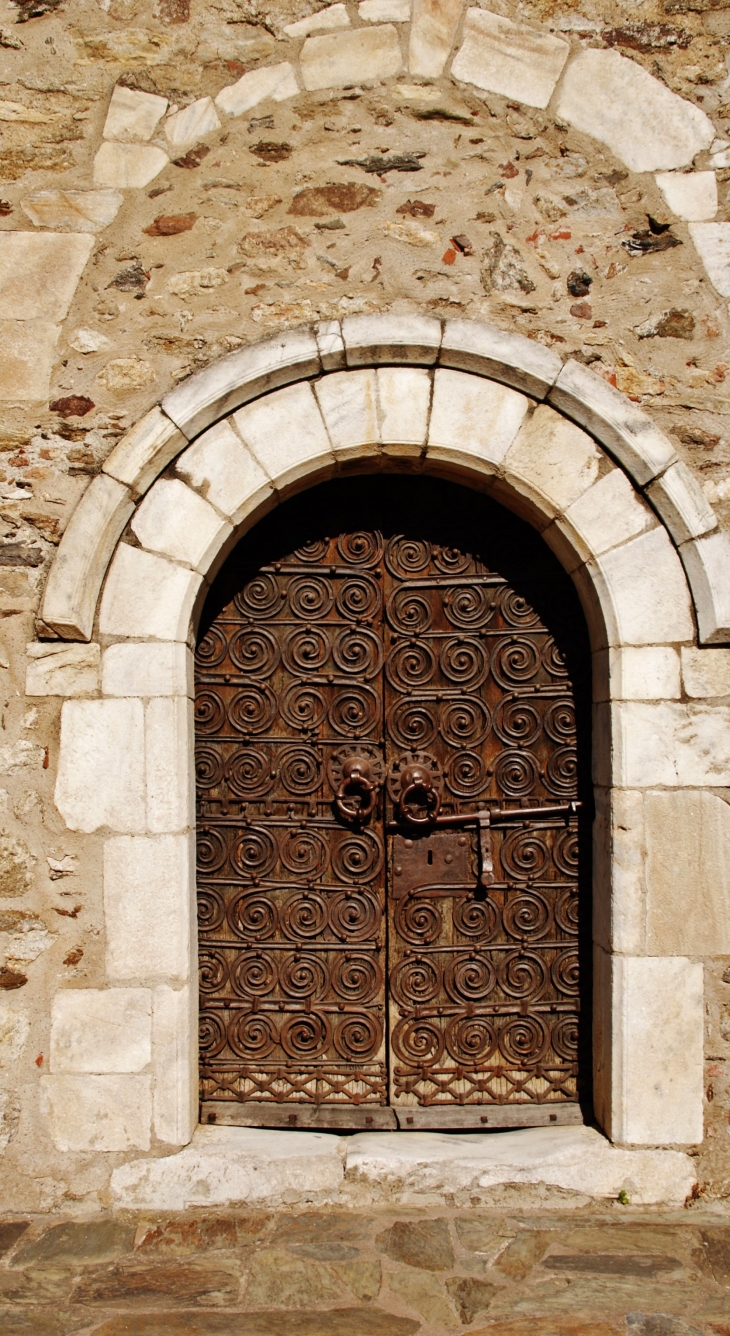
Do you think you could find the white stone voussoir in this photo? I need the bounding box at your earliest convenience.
[558,468,656,566]
[556,49,714,174]
[646,460,717,546]
[427,369,529,475]
[41,475,135,642]
[587,526,694,650]
[104,833,194,984]
[102,406,187,498]
[315,369,379,460]
[377,366,431,453]
[315,320,346,371]
[55,698,146,834]
[175,419,273,527]
[342,313,442,367]
[549,360,677,487]
[451,9,569,110]
[50,988,152,1074]
[26,642,100,697]
[678,530,730,645]
[233,382,334,490]
[300,25,403,91]
[440,319,561,400]
[502,405,603,520]
[99,545,203,643]
[132,478,233,574]
[162,328,321,439]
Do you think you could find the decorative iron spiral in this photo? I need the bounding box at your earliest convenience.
[280,828,329,877]
[544,747,578,797]
[493,699,542,748]
[439,698,490,748]
[294,538,329,563]
[394,895,442,945]
[280,1012,331,1058]
[288,575,334,620]
[278,746,323,796]
[279,953,327,1000]
[551,948,580,995]
[199,949,228,993]
[195,746,225,789]
[230,827,277,878]
[551,1014,580,1061]
[498,950,548,1000]
[334,1013,382,1060]
[386,641,436,691]
[281,891,329,940]
[228,685,277,735]
[199,1011,227,1056]
[553,829,580,879]
[434,546,471,574]
[283,627,329,675]
[196,626,227,669]
[446,750,487,798]
[500,588,541,628]
[329,890,381,941]
[280,683,327,731]
[332,954,381,1002]
[494,749,539,798]
[390,956,441,1007]
[439,637,488,689]
[385,535,431,577]
[544,698,576,744]
[499,1015,549,1066]
[387,588,433,635]
[445,1015,497,1064]
[336,576,381,621]
[491,637,540,688]
[232,951,277,997]
[235,572,282,619]
[329,686,379,737]
[227,890,278,940]
[332,830,383,883]
[502,891,551,940]
[500,829,549,882]
[391,1017,444,1066]
[387,698,438,751]
[554,887,580,935]
[333,627,383,679]
[197,887,226,933]
[228,1011,277,1059]
[228,627,280,678]
[453,895,498,940]
[444,955,496,1002]
[196,828,227,874]
[194,690,225,734]
[226,746,274,798]
[443,583,495,629]
[337,530,382,566]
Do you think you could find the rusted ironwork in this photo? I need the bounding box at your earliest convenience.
[196,528,581,1113]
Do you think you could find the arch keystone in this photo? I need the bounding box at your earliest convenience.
[440,319,561,400]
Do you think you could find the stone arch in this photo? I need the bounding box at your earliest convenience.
[37,317,723,1163]
[40,315,730,648]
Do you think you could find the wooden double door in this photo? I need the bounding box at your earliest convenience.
[196,483,587,1130]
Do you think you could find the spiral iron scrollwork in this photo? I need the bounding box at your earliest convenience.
[196,523,583,1115]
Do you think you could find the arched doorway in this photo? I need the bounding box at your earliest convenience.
[195,475,592,1130]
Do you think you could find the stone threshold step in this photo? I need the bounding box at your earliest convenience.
[110,1125,697,1213]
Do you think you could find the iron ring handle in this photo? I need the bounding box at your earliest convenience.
[335,774,377,823]
[397,778,442,827]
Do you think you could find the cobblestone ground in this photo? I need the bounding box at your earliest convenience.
[0,1204,728,1335]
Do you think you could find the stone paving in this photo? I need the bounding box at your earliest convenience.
[0,1202,728,1336]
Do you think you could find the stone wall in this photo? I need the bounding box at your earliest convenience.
[0,0,729,1210]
